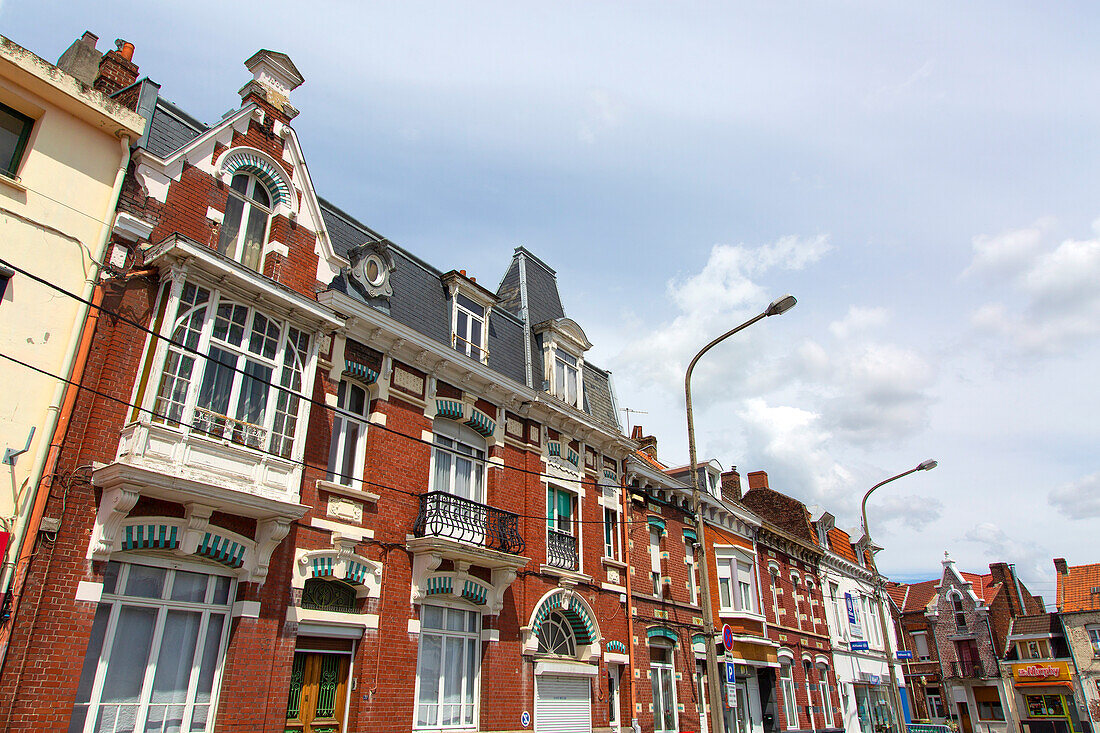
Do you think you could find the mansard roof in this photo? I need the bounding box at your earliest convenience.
[137,83,622,431]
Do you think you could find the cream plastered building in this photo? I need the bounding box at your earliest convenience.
[0,34,144,590]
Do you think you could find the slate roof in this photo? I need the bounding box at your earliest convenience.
[139,90,622,431]
[1057,561,1100,612]
[1008,613,1061,637]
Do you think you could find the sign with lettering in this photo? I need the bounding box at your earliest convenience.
[725,661,737,704]
[851,641,870,651]
[1012,661,1071,683]
[845,592,864,639]
[897,650,913,660]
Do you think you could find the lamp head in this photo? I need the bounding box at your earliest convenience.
[917,459,938,471]
[766,294,797,317]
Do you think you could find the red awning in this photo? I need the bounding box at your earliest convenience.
[1014,681,1073,688]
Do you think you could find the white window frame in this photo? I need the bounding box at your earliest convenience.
[327,379,370,489]
[717,549,758,616]
[791,572,804,631]
[148,278,314,459]
[70,560,235,733]
[829,582,844,640]
[1087,626,1100,656]
[553,348,581,407]
[603,507,620,560]
[926,692,945,719]
[818,664,833,726]
[216,172,273,272]
[770,565,782,624]
[780,659,799,729]
[608,664,621,728]
[429,420,487,502]
[413,604,481,730]
[650,642,678,733]
[650,527,663,598]
[685,537,699,606]
[451,291,488,363]
[913,631,931,661]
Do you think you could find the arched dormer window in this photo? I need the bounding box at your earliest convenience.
[217,172,273,272]
[537,611,577,656]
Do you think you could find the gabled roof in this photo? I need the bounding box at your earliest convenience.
[826,527,859,564]
[884,582,908,609]
[961,572,999,603]
[1057,561,1100,612]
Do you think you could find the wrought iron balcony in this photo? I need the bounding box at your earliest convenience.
[414,492,525,555]
[546,529,578,570]
[950,660,991,679]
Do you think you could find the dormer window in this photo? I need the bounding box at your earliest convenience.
[555,351,578,404]
[534,317,592,409]
[217,172,272,272]
[453,293,485,360]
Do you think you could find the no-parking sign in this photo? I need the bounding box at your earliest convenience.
[722,624,734,651]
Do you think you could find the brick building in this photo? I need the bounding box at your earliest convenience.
[888,553,1044,733]
[739,472,843,733]
[0,33,644,733]
[885,578,947,724]
[1003,612,1084,733]
[1054,558,1100,731]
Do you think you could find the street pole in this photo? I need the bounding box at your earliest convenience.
[861,460,937,733]
[685,295,796,733]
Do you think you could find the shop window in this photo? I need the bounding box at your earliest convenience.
[414,605,480,729]
[779,660,799,729]
[150,281,312,458]
[536,610,577,656]
[650,642,678,733]
[70,562,233,733]
[326,380,369,488]
[0,101,33,178]
[974,687,1004,721]
[216,172,272,273]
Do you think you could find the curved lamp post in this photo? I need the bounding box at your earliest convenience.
[861,459,937,733]
[686,294,796,733]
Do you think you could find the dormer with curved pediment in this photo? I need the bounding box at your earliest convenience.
[535,317,592,410]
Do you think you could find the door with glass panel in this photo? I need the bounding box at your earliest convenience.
[429,422,487,545]
[69,562,233,733]
[283,653,349,733]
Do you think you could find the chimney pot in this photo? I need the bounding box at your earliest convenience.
[747,470,769,490]
[631,425,643,440]
[470,277,476,283]
[116,39,135,61]
[460,270,467,277]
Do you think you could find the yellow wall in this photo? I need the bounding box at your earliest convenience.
[0,37,143,569]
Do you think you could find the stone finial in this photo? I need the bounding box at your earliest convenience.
[240,50,304,118]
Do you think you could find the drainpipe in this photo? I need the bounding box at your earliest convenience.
[0,133,132,667]
[622,470,639,733]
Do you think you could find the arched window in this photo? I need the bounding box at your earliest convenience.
[217,172,272,272]
[301,578,358,613]
[536,611,576,656]
[327,380,370,488]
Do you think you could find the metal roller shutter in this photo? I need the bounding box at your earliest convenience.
[535,674,591,733]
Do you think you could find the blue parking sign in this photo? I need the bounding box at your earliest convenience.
[726,662,736,684]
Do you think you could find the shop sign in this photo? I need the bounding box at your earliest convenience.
[846,592,864,639]
[1012,661,1071,683]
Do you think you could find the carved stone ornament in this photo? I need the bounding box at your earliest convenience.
[347,240,396,298]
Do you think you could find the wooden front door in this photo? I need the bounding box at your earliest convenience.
[284,652,349,733]
[957,702,973,733]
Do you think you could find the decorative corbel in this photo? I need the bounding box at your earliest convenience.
[88,484,140,560]
[487,567,518,615]
[411,551,444,603]
[252,517,293,584]
[415,350,432,369]
[179,503,216,556]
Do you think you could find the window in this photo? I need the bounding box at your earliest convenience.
[301,578,358,613]
[717,555,756,614]
[0,265,10,301]
[650,644,678,733]
[1027,641,1042,659]
[792,573,803,630]
[718,557,734,610]
[151,281,312,458]
[926,692,945,719]
[780,661,798,729]
[554,350,579,406]
[738,562,756,613]
[546,485,578,570]
[974,687,1004,721]
[603,508,620,560]
[607,665,621,728]
[952,594,967,631]
[829,583,844,640]
[770,566,781,623]
[415,605,480,729]
[913,632,931,661]
[803,660,816,724]
[685,538,698,605]
[650,528,662,597]
[536,611,576,656]
[1087,626,1100,656]
[452,292,486,362]
[216,172,271,272]
[431,421,486,502]
[818,664,832,725]
[0,101,33,178]
[327,380,369,488]
[70,562,233,733]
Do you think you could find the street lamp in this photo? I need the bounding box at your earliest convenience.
[686,294,796,733]
[861,460,938,733]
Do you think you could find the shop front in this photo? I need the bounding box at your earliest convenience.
[853,675,899,733]
[1011,662,1087,733]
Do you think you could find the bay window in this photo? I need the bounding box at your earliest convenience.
[216,172,271,273]
[327,380,370,488]
[414,605,480,729]
[717,554,757,614]
[150,280,312,458]
[69,562,233,733]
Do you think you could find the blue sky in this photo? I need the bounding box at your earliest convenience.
[8,1,1100,602]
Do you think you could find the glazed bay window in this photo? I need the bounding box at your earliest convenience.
[216,172,271,272]
[452,292,486,362]
[69,562,232,733]
[0,101,33,178]
[717,554,756,614]
[151,281,312,458]
[327,380,369,488]
[415,606,480,730]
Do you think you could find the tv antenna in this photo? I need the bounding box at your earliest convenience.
[620,407,648,434]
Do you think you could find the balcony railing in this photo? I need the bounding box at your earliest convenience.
[546,529,578,570]
[414,492,525,555]
[950,660,992,679]
[192,406,267,450]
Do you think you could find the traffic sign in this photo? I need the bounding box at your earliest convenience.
[897,650,913,660]
[722,624,735,651]
[724,660,737,704]
[851,641,870,651]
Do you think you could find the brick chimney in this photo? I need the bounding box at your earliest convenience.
[240,50,304,120]
[1054,558,1068,612]
[720,467,742,502]
[747,470,769,490]
[94,39,139,95]
[57,31,103,86]
[631,425,658,460]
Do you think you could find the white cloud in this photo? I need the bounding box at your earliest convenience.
[829,306,889,339]
[1048,471,1100,520]
[866,493,944,532]
[578,89,622,144]
[968,221,1100,354]
[963,522,1051,585]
